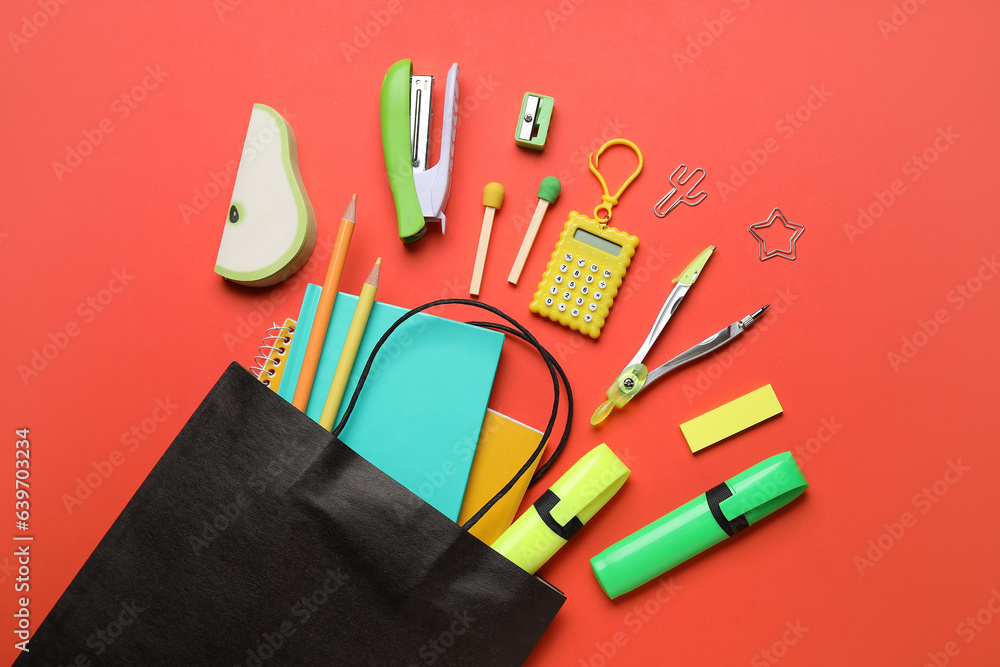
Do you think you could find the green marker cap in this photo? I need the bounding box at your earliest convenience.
[590,452,808,599]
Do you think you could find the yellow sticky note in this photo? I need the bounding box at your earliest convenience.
[680,384,783,453]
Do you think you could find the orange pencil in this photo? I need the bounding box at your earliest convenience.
[292,194,357,411]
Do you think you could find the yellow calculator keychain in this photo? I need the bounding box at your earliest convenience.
[529,139,642,338]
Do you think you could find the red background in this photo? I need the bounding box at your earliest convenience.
[4,1,1000,665]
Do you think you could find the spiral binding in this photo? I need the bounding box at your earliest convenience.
[250,319,296,389]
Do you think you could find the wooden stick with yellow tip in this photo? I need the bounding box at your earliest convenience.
[318,257,381,431]
[292,194,356,411]
[470,182,504,296]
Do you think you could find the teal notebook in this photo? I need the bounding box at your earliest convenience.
[277,285,504,520]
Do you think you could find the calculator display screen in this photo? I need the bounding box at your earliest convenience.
[573,228,622,256]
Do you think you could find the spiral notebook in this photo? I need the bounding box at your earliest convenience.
[250,318,296,392]
[276,284,504,520]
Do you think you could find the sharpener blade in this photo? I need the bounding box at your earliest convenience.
[518,95,541,141]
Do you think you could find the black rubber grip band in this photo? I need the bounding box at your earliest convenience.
[533,490,583,541]
[705,482,749,537]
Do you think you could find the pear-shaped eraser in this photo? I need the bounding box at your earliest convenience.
[215,104,317,287]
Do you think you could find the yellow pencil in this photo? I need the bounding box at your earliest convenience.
[319,257,382,431]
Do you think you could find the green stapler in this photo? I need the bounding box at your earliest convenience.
[380,59,459,243]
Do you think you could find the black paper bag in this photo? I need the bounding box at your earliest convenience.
[19,361,565,666]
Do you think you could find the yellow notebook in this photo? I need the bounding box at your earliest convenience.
[459,409,546,545]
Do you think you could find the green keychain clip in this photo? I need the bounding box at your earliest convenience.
[590,452,808,599]
[492,443,630,574]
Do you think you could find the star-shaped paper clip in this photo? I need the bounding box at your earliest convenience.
[749,208,804,261]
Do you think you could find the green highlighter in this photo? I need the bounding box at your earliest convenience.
[590,452,808,599]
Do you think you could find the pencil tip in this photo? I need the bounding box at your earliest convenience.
[365,257,381,285]
[343,193,357,222]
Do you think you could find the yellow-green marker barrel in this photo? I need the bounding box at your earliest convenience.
[492,443,630,574]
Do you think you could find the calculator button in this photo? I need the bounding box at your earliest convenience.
[584,313,593,322]
[575,296,584,306]
[571,308,580,317]
[559,264,568,273]
[562,291,572,300]
[545,297,554,306]
[564,252,573,262]
[580,286,589,295]
[602,269,612,278]
[566,281,576,290]
[577,258,586,267]
[588,303,597,311]
[593,292,602,300]
[549,286,558,295]
[598,280,607,289]
[590,263,599,273]
[557,303,567,312]
[585,275,594,284]
[572,269,581,278]
[554,274,563,284]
